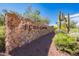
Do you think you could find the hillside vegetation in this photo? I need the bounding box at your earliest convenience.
[0,26,5,51]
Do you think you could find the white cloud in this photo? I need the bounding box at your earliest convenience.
[70,13,79,18]
[70,16,79,23]
[69,13,79,27]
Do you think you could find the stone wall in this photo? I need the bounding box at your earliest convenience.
[5,12,54,55]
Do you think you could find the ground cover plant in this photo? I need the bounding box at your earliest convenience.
[0,26,5,52]
[53,32,79,55]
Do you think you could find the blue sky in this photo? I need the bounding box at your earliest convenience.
[0,3,79,25]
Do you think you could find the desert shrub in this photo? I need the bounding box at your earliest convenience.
[0,36,5,51]
[0,26,5,51]
[53,26,57,30]
[69,32,79,38]
[70,28,78,33]
[53,32,79,55]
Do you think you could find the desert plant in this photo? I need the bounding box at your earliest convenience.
[58,11,62,31]
[53,32,79,55]
[0,26,5,51]
[57,11,70,33]
[67,13,70,33]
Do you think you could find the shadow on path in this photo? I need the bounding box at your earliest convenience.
[10,31,55,56]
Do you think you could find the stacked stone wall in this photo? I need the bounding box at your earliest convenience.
[5,12,53,54]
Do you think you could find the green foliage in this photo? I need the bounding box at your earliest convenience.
[0,15,4,26]
[0,26,5,51]
[37,17,49,24]
[23,5,50,24]
[70,28,78,33]
[53,25,58,33]
[54,32,79,55]
[70,20,77,28]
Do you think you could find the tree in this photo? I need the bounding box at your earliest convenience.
[23,5,50,25]
[0,14,4,26]
[31,9,40,22]
[23,5,33,18]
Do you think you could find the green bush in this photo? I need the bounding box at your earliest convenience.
[54,32,79,55]
[0,26,5,51]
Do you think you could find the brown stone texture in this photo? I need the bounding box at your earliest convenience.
[5,12,54,55]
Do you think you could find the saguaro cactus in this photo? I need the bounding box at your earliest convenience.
[58,11,62,31]
[57,11,70,33]
[67,13,70,33]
